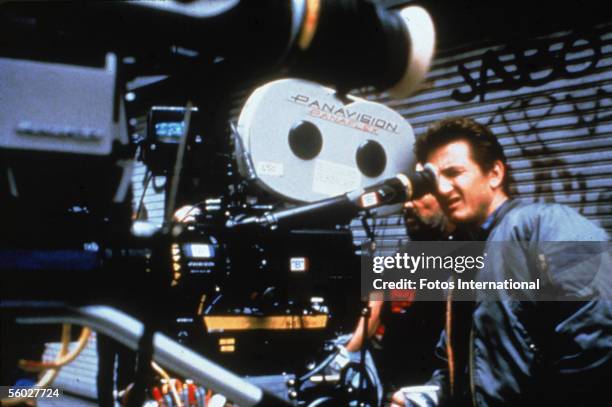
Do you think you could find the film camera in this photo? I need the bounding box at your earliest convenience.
[0,1,435,406]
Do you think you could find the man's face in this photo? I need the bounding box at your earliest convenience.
[426,140,497,225]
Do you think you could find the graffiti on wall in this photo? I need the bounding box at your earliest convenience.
[486,85,611,214]
[565,87,612,135]
[380,27,611,246]
[452,30,603,102]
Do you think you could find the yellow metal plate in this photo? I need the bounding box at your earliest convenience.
[204,315,328,332]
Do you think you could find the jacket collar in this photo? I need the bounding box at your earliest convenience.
[460,198,520,241]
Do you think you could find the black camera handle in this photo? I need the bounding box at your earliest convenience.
[358,214,378,407]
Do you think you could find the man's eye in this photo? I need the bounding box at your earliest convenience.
[444,168,461,177]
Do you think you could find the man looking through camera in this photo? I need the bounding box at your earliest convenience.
[392,117,611,406]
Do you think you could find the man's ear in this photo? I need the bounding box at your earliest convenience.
[488,160,505,190]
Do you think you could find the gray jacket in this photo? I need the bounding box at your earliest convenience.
[413,200,612,406]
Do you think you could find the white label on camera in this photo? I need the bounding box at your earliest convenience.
[313,159,361,196]
[290,257,307,272]
[189,244,213,259]
[360,192,379,208]
[257,161,284,177]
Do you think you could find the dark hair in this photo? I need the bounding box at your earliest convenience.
[414,117,510,195]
